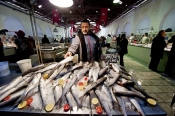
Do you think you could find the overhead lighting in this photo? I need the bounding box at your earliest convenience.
[49,0,73,7]
[96,10,98,13]
[119,1,122,4]
[113,0,120,3]
[69,11,72,13]
[38,5,42,8]
[108,8,110,11]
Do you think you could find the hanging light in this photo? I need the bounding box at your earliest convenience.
[49,0,73,7]
[113,0,120,3]
[53,28,58,32]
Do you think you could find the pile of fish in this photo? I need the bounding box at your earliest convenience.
[0,56,157,116]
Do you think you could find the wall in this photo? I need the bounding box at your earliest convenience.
[0,4,65,42]
[97,0,175,37]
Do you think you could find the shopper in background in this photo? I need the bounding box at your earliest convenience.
[106,34,112,48]
[64,19,99,62]
[128,33,135,43]
[162,35,175,77]
[116,34,121,46]
[149,30,166,72]
[140,33,149,44]
[118,34,128,66]
[42,35,50,44]
[0,38,4,57]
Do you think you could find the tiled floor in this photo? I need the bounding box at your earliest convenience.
[124,55,175,116]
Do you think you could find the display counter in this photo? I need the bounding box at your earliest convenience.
[3,47,16,56]
[128,45,170,72]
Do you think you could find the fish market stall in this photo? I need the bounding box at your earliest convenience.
[0,56,167,116]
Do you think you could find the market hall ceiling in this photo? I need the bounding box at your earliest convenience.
[0,0,149,27]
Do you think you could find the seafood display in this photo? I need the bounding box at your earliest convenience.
[0,56,166,116]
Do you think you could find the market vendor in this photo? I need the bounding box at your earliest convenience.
[64,19,99,62]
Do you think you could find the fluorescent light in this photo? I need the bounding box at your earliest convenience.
[119,1,122,4]
[38,5,42,8]
[49,0,73,7]
[113,0,120,3]
[108,8,110,11]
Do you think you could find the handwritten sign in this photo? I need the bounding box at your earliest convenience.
[105,54,118,63]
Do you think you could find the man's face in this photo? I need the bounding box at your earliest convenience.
[81,22,90,35]
[162,31,166,37]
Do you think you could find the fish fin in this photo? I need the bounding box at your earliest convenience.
[171,94,175,107]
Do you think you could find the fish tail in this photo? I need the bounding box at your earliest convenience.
[171,93,175,107]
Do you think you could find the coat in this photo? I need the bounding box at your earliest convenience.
[150,35,166,59]
[68,31,99,62]
[119,38,128,55]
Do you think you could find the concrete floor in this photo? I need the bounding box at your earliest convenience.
[124,55,175,116]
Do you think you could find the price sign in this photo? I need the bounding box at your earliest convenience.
[105,54,118,63]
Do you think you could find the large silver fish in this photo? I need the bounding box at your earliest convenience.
[100,60,106,69]
[77,67,89,80]
[129,97,145,116]
[71,85,81,108]
[54,85,62,103]
[0,88,25,107]
[40,78,55,111]
[111,63,121,74]
[0,76,23,95]
[95,90,112,116]
[66,92,78,113]
[30,92,43,111]
[79,76,107,99]
[105,72,120,87]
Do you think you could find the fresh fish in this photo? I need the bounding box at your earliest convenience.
[66,92,78,113]
[54,85,62,103]
[0,74,34,102]
[82,95,90,109]
[30,92,42,110]
[56,95,68,109]
[113,84,146,100]
[99,66,109,77]
[0,84,7,91]
[0,76,23,95]
[61,72,72,80]
[24,86,39,101]
[115,95,127,116]
[40,78,55,111]
[100,60,106,69]
[69,61,83,72]
[77,67,89,80]
[62,74,77,98]
[0,88,25,107]
[95,90,112,116]
[92,66,100,82]
[21,63,53,76]
[20,73,41,101]
[36,63,59,73]
[111,63,121,73]
[105,73,120,87]
[79,76,107,99]
[93,61,99,67]
[129,97,145,116]
[71,85,81,108]
[57,56,74,66]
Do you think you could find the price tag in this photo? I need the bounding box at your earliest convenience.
[105,54,118,63]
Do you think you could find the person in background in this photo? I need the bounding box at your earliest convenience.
[140,33,149,44]
[118,34,128,66]
[42,35,50,44]
[69,34,75,44]
[149,30,166,72]
[64,19,99,62]
[106,34,112,48]
[162,35,175,77]
[0,38,4,57]
[116,34,121,46]
[128,33,135,43]
[0,30,35,63]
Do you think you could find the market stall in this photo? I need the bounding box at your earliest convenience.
[0,56,167,116]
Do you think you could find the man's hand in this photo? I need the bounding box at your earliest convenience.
[64,51,72,58]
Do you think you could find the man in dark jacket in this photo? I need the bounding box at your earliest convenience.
[64,19,99,62]
[42,35,50,44]
[149,30,166,72]
[163,35,175,76]
[118,34,128,66]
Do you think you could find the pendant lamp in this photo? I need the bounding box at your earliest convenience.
[49,0,73,7]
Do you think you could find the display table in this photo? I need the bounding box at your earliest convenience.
[4,47,16,56]
[128,45,170,72]
[41,48,68,62]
